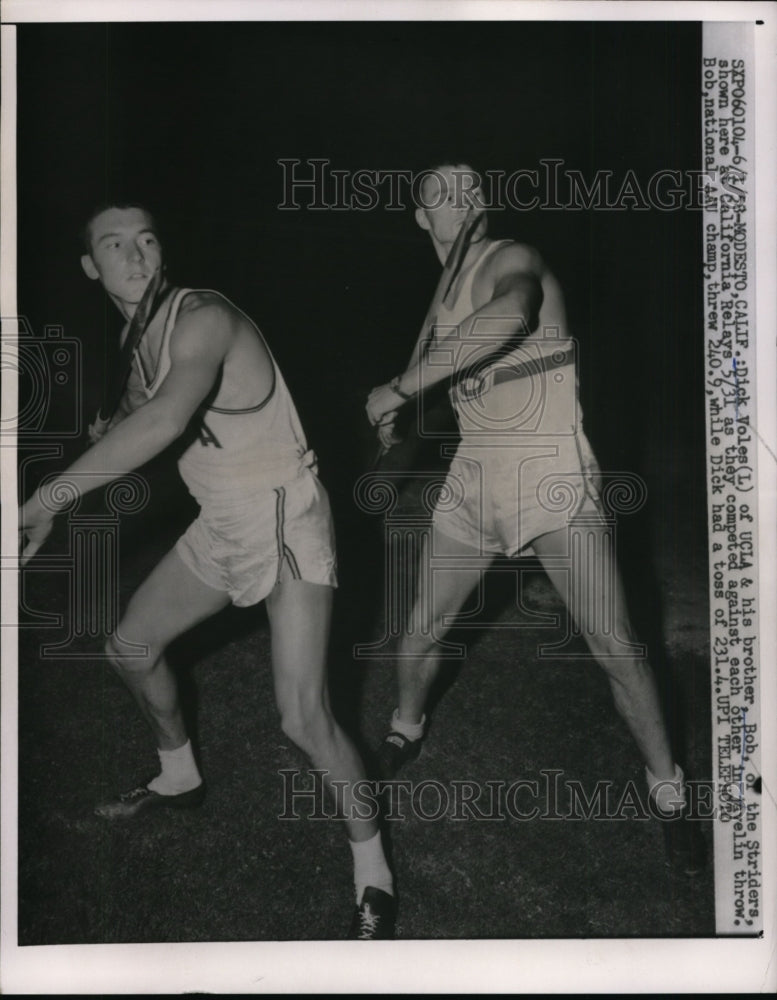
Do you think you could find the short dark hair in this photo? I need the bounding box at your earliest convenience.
[425,156,482,180]
[80,201,160,255]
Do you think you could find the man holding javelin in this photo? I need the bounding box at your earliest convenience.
[366,163,704,875]
[19,202,395,937]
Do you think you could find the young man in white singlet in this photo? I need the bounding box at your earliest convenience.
[366,164,704,876]
[19,204,395,938]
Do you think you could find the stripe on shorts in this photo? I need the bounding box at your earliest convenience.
[273,486,302,583]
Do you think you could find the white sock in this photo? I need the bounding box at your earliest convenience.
[349,830,394,904]
[646,762,686,814]
[147,740,202,796]
[391,707,425,742]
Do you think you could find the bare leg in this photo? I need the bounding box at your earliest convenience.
[106,546,230,750]
[532,516,675,779]
[396,526,494,724]
[265,571,377,843]
[267,568,397,930]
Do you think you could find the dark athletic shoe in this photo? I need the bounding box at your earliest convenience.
[348,887,396,940]
[94,781,206,820]
[376,731,423,779]
[660,808,707,876]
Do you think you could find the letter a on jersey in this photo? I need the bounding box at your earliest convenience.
[197,418,223,448]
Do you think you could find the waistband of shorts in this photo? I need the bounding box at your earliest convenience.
[179,447,318,502]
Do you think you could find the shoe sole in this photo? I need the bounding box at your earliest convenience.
[94,784,206,820]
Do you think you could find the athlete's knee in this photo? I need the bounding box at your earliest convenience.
[595,651,655,697]
[279,694,337,757]
[104,633,159,675]
[584,623,642,665]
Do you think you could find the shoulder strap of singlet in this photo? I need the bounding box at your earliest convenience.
[163,288,192,349]
[145,287,191,390]
[132,286,189,389]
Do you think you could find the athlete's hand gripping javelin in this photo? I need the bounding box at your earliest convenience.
[366,192,484,439]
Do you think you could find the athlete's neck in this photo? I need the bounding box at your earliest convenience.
[110,278,172,322]
[430,229,491,267]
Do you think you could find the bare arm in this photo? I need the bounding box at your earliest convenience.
[102,360,149,431]
[20,303,235,561]
[406,271,542,394]
[87,351,149,442]
[112,361,149,423]
[367,244,544,424]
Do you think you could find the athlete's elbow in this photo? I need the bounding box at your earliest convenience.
[497,296,532,335]
[503,294,541,335]
[146,406,188,445]
[502,279,543,323]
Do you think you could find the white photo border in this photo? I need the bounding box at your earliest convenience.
[1,1,775,994]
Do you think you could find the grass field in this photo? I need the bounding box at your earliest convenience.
[17,443,714,943]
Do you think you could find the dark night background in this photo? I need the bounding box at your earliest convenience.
[17,21,705,485]
[14,20,713,943]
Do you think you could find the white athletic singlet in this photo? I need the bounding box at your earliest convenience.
[135,288,314,504]
[132,287,337,605]
[428,241,603,557]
